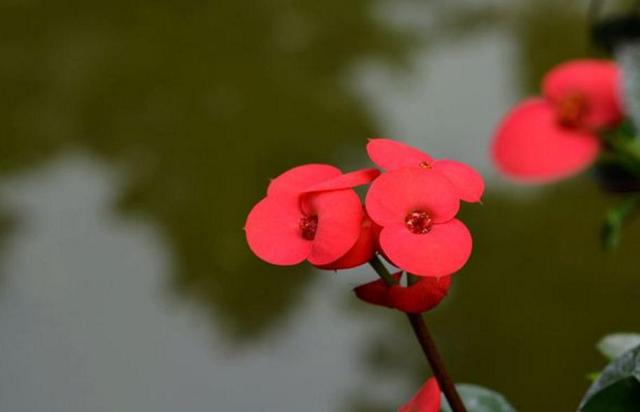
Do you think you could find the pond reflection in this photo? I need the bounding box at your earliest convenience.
[0,0,415,339]
[0,153,381,411]
[1,1,638,411]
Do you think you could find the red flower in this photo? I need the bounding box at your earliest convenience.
[398,377,441,412]
[492,59,622,182]
[367,138,484,203]
[365,167,472,277]
[317,210,382,270]
[245,164,379,266]
[354,272,451,313]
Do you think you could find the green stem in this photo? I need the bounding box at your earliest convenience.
[603,131,640,177]
[368,254,398,286]
[367,256,467,412]
[603,194,640,249]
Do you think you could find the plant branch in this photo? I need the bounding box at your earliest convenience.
[368,256,467,412]
[406,313,467,412]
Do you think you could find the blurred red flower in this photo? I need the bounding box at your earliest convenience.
[245,164,379,266]
[398,377,441,412]
[367,138,484,203]
[365,167,472,277]
[492,59,622,182]
[354,272,451,314]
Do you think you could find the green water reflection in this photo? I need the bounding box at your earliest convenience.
[1,0,413,339]
[1,1,638,411]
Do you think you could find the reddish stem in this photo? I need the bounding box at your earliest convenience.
[406,313,467,412]
[368,256,467,412]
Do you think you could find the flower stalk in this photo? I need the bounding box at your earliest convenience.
[369,255,468,412]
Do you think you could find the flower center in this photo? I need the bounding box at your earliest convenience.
[404,210,433,234]
[418,160,432,169]
[557,92,587,128]
[299,215,318,240]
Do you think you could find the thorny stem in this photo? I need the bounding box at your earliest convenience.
[368,255,468,412]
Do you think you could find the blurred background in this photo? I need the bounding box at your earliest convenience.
[1,0,639,411]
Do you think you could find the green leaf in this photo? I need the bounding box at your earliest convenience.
[598,333,640,360]
[579,343,640,410]
[441,384,517,412]
[602,196,640,250]
[582,376,640,412]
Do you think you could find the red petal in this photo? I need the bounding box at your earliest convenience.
[379,219,472,277]
[492,99,600,182]
[353,272,402,308]
[367,138,432,170]
[398,377,441,412]
[542,59,622,129]
[244,196,312,265]
[432,160,484,203]
[305,190,363,266]
[267,164,341,197]
[365,168,460,227]
[316,211,381,270]
[389,276,452,313]
[304,168,381,193]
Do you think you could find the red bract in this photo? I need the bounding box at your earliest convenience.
[317,210,382,270]
[367,138,484,203]
[365,167,472,277]
[354,272,451,313]
[303,168,381,193]
[398,377,441,412]
[267,164,380,196]
[390,275,451,313]
[492,59,621,182]
[245,164,379,266]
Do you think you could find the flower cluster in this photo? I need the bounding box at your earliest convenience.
[245,139,484,314]
[492,59,622,183]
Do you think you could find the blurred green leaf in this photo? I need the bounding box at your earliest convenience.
[602,195,640,249]
[598,333,640,360]
[580,343,640,410]
[581,376,640,412]
[441,385,517,412]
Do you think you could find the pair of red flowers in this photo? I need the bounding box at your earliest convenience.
[245,139,484,312]
[492,59,622,182]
